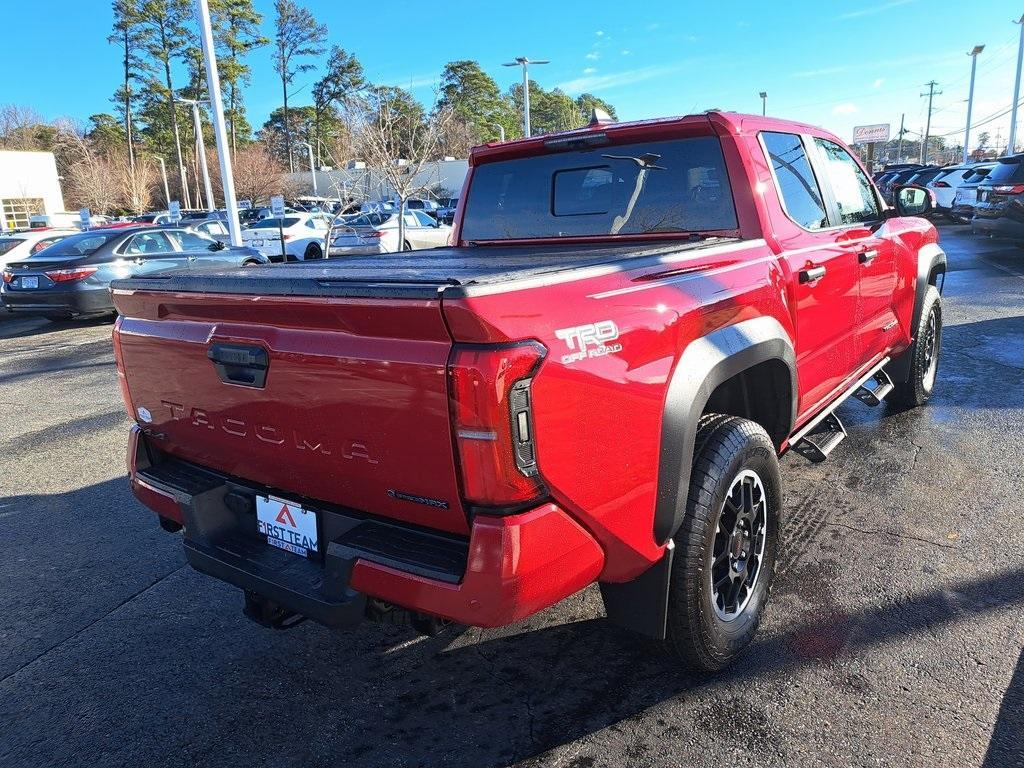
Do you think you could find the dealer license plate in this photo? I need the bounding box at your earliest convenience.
[21,276,38,289]
[256,496,318,556]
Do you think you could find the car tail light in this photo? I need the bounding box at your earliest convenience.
[44,266,98,282]
[993,184,1024,194]
[112,315,136,417]
[1,271,12,284]
[365,230,385,238]
[448,341,546,509]
[932,181,950,188]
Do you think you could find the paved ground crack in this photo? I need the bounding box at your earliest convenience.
[821,520,959,550]
[0,564,187,686]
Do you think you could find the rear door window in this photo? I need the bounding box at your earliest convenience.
[461,136,737,240]
[812,138,880,225]
[984,159,1024,184]
[123,232,174,256]
[761,132,828,230]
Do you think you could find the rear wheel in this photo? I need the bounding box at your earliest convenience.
[304,243,323,260]
[242,259,260,267]
[892,286,941,407]
[663,415,781,672]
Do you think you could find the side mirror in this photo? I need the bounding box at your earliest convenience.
[209,240,225,251]
[894,185,934,217]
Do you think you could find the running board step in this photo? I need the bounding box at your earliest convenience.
[852,369,895,407]
[793,413,847,464]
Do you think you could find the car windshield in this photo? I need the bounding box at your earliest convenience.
[338,213,391,227]
[249,217,301,229]
[461,136,738,240]
[0,237,24,255]
[27,232,116,259]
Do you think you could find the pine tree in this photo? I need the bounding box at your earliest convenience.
[272,0,327,172]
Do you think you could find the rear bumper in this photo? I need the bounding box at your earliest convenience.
[327,243,385,257]
[0,283,113,316]
[127,427,604,629]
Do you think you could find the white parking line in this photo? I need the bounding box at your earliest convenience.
[979,256,1024,281]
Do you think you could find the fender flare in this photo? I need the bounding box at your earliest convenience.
[886,242,946,383]
[653,316,797,544]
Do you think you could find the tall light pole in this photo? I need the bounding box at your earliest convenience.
[195,0,242,245]
[492,123,506,142]
[154,156,171,208]
[964,45,985,164]
[298,141,318,196]
[176,97,215,211]
[759,91,767,116]
[1010,16,1024,155]
[503,57,549,137]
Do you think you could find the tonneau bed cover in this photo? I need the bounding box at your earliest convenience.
[110,238,736,299]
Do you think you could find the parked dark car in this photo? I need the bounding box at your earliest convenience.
[0,225,269,320]
[951,165,996,224]
[971,154,1024,239]
[881,167,926,203]
[437,197,459,225]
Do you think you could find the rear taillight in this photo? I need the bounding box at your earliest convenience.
[993,184,1024,194]
[366,230,385,238]
[44,266,98,282]
[932,181,950,188]
[1,271,11,284]
[448,341,546,509]
[112,316,136,418]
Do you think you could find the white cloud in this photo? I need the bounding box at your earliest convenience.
[620,49,631,56]
[585,52,600,60]
[583,67,597,75]
[596,30,605,36]
[557,64,689,96]
[646,22,660,31]
[838,0,913,20]
[873,78,885,88]
[832,103,859,115]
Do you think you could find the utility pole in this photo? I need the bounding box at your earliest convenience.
[897,113,906,163]
[503,57,549,137]
[920,81,941,164]
[964,46,985,164]
[1010,16,1024,154]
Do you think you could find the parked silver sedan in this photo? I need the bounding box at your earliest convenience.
[327,210,452,256]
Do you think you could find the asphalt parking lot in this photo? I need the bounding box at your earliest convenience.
[0,225,1022,768]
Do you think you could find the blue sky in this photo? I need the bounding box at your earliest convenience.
[4,0,1023,150]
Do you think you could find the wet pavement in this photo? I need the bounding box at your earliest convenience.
[0,225,1021,768]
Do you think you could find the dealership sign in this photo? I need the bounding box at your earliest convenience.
[853,124,890,144]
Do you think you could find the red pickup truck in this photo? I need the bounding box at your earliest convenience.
[111,111,945,671]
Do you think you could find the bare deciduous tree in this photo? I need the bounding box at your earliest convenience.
[57,129,120,214]
[344,90,454,248]
[117,153,156,213]
[209,144,297,205]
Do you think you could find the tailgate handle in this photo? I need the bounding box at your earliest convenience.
[208,343,269,388]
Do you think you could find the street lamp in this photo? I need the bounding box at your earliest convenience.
[963,45,985,165]
[153,156,171,208]
[176,97,215,211]
[194,0,242,245]
[298,141,318,196]
[1010,16,1024,155]
[492,123,506,142]
[759,91,767,116]
[503,57,549,137]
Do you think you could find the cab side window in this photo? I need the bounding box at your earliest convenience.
[813,138,881,225]
[761,132,828,230]
[123,232,174,255]
[167,230,213,250]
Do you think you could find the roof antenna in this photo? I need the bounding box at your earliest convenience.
[589,107,615,126]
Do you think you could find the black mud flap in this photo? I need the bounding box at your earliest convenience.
[599,541,674,640]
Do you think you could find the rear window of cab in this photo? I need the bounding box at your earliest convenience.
[460,137,737,241]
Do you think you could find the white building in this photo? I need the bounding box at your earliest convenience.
[0,151,66,230]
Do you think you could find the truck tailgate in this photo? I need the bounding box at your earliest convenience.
[112,289,468,534]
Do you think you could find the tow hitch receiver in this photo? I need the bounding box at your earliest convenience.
[242,590,307,630]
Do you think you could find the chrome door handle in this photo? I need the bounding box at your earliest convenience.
[859,249,878,264]
[799,265,827,283]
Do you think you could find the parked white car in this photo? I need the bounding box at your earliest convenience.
[327,210,452,256]
[240,213,333,260]
[0,229,77,269]
[928,163,994,214]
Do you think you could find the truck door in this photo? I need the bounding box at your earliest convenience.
[760,131,860,418]
[809,137,899,366]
